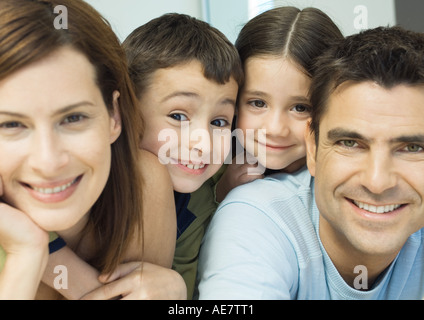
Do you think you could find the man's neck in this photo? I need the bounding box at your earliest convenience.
[319,217,398,289]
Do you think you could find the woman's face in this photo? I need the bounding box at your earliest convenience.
[237,56,312,171]
[0,47,121,234]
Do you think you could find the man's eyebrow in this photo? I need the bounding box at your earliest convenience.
[327,128,424,144]
[327,128,366,141]
[390,134,424,144]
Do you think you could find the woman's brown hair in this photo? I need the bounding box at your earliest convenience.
[0,0,144,274]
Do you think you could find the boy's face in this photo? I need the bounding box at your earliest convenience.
[139,60,238,193]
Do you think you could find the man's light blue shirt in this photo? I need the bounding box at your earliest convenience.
[197,168,424,299]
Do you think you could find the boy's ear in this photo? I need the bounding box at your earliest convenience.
[110,90,122,144]
[305,120,317,177]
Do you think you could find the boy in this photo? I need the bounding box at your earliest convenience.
[123,13,243,299]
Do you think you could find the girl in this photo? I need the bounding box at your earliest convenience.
[216,6,344,201]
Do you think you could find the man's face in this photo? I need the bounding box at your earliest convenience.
[306,81,424,259]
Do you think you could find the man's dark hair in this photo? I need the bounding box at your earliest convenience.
[310,26,424,142]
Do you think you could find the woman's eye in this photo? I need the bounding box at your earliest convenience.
[0,121,23,129]
[63,114,85,124]
[169,113,188,121]
[211,119,229,127]
[248,100,266,108]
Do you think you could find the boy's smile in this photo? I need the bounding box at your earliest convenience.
[139,60,238,193]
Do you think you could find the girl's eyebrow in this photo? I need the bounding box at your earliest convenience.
[242,90,310,103]
[0,101,95,118]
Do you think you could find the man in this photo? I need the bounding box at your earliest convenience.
[197,26,424,299]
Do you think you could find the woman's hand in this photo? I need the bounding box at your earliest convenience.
[81,261,187,300]
[0,177,49,299]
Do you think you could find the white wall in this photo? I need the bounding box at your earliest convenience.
[85,0,397,43]
[85,0,203,41]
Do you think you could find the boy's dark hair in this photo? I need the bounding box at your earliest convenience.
[123,13,243,99]
[310,26,424,142]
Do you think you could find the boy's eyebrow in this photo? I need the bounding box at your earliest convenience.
[161,91,236,107]
[221,98,237,107]
[161,91,199,103]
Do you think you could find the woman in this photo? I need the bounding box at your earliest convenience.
[0,0,183,299]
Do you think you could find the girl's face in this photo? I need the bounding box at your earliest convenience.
[0,47,121,235]
[237,56,312,171]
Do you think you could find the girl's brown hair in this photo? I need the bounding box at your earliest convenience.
[235,6,343,77]
[0,0,144,274]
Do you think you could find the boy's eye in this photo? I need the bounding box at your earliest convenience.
[169,113,188,121]
[292,104,311,113]
[210,119,229,127]
[248,100,266,108]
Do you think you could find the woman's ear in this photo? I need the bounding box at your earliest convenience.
[305,120,317,177]
[109,90,122,144]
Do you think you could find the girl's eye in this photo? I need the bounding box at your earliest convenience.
[169,113,188,121]
[210,119,229,127]
[292,104,312,113]
[62,114,85,124]
[248,100,266,108]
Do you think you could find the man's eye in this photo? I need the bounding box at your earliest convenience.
[405,144,423,153]
[340,140,357,148]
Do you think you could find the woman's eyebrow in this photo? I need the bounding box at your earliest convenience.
[0,101,95,118]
